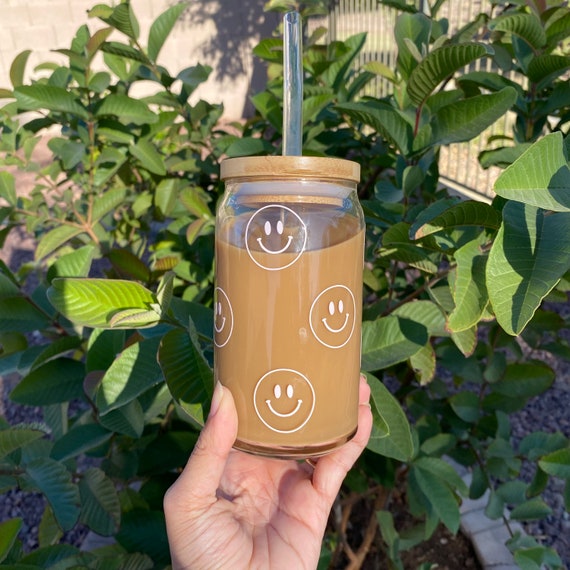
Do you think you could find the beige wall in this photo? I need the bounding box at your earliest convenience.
[0,0,277,119]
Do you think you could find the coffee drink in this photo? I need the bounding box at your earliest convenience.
[215,157,364,458]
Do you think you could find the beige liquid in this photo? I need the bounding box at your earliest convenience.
[214,208,364,458]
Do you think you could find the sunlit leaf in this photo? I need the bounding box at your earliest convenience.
[361,316,428,371]
[487,202,570,335]
[365,373,414,461]
[148,3,186,60]
[407,43,492,106]
[494,132,570,212]
[47,278,158,328]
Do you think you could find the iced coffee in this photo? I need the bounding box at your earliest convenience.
[215,156,364,458]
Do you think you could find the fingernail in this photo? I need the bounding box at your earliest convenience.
[209,381,224,418]
[360,373,367,383]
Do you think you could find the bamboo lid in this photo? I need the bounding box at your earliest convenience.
[220,156,360,183]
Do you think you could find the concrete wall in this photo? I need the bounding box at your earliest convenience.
[0,0,278,119]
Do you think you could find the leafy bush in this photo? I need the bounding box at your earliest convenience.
[0,1,569,568]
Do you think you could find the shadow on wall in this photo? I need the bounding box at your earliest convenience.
[174,0,280,118]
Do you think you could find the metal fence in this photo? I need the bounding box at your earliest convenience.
[321,0,516,201]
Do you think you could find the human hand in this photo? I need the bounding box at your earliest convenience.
[164,375,373,570]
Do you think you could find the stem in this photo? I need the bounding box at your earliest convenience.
[382,266,451,316]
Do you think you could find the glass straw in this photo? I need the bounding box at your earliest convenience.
[283,11,303,156]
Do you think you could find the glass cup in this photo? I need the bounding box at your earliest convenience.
[214,156,364,458]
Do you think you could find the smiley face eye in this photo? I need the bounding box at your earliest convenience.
[276,220,284,235]
[274,384,282,399]
[264,221,272,236]
[217,302,222,315]
[328,301,335,316]
[287,384,294,398]
[338,300,344,313]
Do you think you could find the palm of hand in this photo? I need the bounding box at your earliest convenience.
[195,452,328,569]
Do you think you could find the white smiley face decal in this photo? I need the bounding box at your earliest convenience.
[245,205,307,271]
[253,369,315,433]
[213,287,233,347]
[309,285,356,349]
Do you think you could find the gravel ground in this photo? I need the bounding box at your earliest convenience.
[510,312,570,568]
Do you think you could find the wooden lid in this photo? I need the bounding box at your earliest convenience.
[220,156,360,183]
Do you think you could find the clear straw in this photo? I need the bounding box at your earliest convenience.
[283,11,303,156]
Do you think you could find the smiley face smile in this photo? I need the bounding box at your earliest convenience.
[257,235,293,254]
[266,399,303,417]
[322,312,349,333]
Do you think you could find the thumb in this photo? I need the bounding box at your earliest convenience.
[166,382,238,508]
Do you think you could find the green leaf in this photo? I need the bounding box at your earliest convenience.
[10,358,85,405]
[0,272,19,300]
[394,12,431,80]
[539,448,570,479]
[97,337,164,415]
[79,467,121,536]
[50,424,112,462]
[92,187,128,221]
[86,27,114,62]
[10,50,31,87]
[158,328,213,426]
[411,199,501,239]
[510,498,552,521]
[365,374,414,461]
[322,33,368,91]
[47,278,158,328]
[0,427,47,459]
[409,344,436,385]
[38,505,63,548]
[493,132,570,212]
[225,137,274,158]
[448,236,489,332]
[177,64,212,95]
[116,510,170,566]
[407,43,492,106]
[0,297,51,333]
[392,300,447,337]
[336,101,412,155]
[0,518,22,564]
[432,88,517,146]
[86,329,126,372]
[520,432,568,461]
[96,94,158,125]
[47,245,95,283]
[14,85,88,119]
[98,399,145,438]
[414,457,469,496]
[527,54,570,86]
[130,139,167,175]
[412,462,461,533]
[101,3,139,40]
[0,172,17,206]
[303,93,334,124]
[361,316,428,372]
[148,3,186,60]
[450,391,480,423]
[489,12,546,50]
[29,336,83,371]
[26,458,80,531]
[492,362,554,399]
[101,40,149,65]
[107,248,151,282]
[487,202,570,335]
[36,225,84,261]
